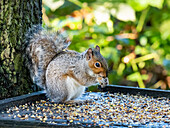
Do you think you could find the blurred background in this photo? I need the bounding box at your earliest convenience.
[42,0,170,90]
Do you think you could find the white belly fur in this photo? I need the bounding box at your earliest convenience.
[66,76,85,101]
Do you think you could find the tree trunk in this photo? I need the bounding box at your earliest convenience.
[0,0,42,99]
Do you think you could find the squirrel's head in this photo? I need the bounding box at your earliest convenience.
[85,45,109,88]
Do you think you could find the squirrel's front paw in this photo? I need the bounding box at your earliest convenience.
[97,77,109,88]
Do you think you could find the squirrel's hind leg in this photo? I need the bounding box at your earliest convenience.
[45,78,69,103]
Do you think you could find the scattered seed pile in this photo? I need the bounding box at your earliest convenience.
[1,92,170,127]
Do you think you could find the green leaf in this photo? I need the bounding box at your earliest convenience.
[149,0,164,9]
[140,36,148,46]
[127,72,140,82]
[127,72,148,82]
[135,45,142,55]
[141,74,148,80]
[160,20,170,40]
[127,0,164,11]
[127,0,149,11]
[167,0,170,8]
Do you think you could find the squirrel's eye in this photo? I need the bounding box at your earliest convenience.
[94,62,101,68]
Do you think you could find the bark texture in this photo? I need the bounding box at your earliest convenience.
[0,0,42,99]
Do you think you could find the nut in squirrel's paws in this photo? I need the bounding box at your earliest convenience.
[97,77,109,88]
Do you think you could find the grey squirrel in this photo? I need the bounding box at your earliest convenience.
[25,25,109,103]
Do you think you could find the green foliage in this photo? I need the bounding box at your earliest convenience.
[42,0,170,90]
[127,0,164,11]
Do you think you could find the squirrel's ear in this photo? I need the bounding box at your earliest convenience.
[95,45,100,52]
[86,48,93,60]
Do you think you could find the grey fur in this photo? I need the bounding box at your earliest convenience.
[25,25,109,103]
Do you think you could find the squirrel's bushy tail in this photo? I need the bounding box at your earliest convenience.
[24,25,71,89]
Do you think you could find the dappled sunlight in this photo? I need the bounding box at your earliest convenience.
[94,6,110,25]
[116,33,138,40]
[123,53,136,64]
[116,3,136,22]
